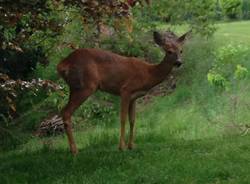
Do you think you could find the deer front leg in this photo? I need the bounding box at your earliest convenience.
[119,93,130,151]
[62,87,95,155]
[128,100,136,150]
[62,113,77,155]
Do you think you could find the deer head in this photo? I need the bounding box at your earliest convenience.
[153,30,191,67]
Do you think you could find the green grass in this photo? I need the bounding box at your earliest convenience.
[1,136,249,184]
[1,21,250,184]
[215,21,250,45]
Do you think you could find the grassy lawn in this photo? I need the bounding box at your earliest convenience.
[215,21,250,45]
[1,136,249,184]
[1,21,250,184]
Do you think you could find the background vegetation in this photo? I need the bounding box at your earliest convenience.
[0,0,250,183]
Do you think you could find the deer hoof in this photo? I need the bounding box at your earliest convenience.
[119,147,125,151]
[128,143,135,150]
[71,149,78,156]
[118,143,126,151]
[70,146,79,156]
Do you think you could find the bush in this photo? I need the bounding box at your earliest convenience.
[215,0,224,20]
[0,73,61,123]
[207,44,250,89]
[221,0,242,19]
[0,48,47,80]
[132,0,216,36]
[101,31,162,63]
[242,0,250,19]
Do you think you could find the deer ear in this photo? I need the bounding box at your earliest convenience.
[177,30,192,44]
[153,31,164,46]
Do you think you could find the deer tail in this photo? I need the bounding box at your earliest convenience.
[57,61,69,80]
[57,61,84,89]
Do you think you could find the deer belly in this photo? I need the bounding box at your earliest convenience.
[98,74,127,95]
[98,82,121,95]
[131,91,148,100]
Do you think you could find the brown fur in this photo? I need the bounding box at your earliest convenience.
[57,31,190,155]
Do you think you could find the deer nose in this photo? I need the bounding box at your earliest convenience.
[175,59,182,67]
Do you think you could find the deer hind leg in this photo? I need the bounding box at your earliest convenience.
[62,86,96,155]
[128,100,136,150]
[119,93,130,151]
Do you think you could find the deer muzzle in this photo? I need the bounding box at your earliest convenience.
[175,59,182,67]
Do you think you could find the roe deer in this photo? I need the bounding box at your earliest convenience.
[57,30,190,155]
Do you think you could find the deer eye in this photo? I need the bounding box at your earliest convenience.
[180,50,183,54]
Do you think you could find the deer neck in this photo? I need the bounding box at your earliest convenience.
[150,57,174,85]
